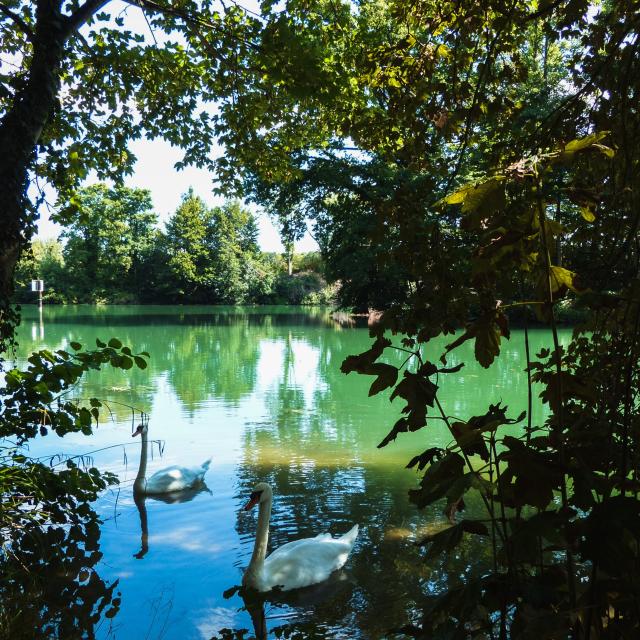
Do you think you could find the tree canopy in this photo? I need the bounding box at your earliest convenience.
[210,1,640,637]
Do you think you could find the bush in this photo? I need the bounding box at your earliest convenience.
[271,271,335,305]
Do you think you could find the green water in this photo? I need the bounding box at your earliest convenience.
[11,305,567,639]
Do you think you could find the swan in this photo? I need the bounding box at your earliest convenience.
[241,482,359,592]
[132,422,211,494]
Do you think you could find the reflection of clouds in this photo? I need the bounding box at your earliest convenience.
[195,606,238,639]
[149,525,226,553]
[257,339,327,397]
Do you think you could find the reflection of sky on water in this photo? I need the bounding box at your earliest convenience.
[11,306,570,639]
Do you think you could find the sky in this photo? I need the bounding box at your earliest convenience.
[36,136,319,253]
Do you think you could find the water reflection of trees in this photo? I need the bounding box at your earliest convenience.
[17,309,565,429]
[17,305,555,430]
[0,522,120,638]
[221,326,504,638]
[230,417,495,639]
[15,306,354,416]
[12,307,566,638]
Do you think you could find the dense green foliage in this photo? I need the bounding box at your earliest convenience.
[14,186,333,306]
[209,1,640,638]
[0,339,148,637]
[0,0,275,354]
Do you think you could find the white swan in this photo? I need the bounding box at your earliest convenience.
[241,483,359,592]
[132,423,211,494]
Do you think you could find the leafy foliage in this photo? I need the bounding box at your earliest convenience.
[2,0,640,637]
[0,341,148,637]
[13,186,332,305]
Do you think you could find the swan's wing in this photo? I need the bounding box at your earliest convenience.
[267,533,332,561]
[262,535,356,591]
[145,465,204,493]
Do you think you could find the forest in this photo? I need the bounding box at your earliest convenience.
[13,184,333,305]
[1,0,640,639]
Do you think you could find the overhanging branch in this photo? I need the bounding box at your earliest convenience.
[122,0,221,30]
[122,0,262,51]
[64,0,111,39]
[0,3,34,41]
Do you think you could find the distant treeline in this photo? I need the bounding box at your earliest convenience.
[15,184,335,306]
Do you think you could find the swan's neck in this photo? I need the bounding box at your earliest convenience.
[245,495,272,584]
[134,430,148,493]
[134,491,149,558]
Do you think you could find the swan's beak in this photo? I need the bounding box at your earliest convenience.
[242,491,262,511]
[132,425,143,437]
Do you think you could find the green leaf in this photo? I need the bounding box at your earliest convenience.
[96,339,106,348]
[70,341,82,351]
[451,421,490,460]
[134,355,148,369]
[33,381,49,394]
[368,363,398,396]
[580,206,596,222]
[409,452,465,508]
[474,317,502,369]
[108,338,122,349]
[419,519,487,559]
[549,266,578,294]
[406,447,445,471]
[557,131,614,163]
[498,437,562,509]
[437,177,506,219]
[341,336,391,374]
[564,132,609,154]
[419,522,464,559]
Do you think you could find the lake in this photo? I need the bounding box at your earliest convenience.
[11,305,566,639]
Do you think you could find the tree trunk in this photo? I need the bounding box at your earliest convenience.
[0,0,66,346]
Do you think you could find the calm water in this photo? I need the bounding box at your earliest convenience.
[12,305,568,639]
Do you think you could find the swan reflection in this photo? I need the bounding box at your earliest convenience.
[133,483,211,560]
[222,571,352,640]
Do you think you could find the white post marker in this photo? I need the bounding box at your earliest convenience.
[31,279,44,308]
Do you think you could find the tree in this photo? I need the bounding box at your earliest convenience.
[62,183,157,302]
[0,0,261,349]
[163,189,217,302]
[210,200,263,303]
[210,1,640,637]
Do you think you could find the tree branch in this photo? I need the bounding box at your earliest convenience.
[122,0,220,30]
[0,3,34,41]
[64,0,112,38]
[524,0,564,22]
[122,0,262,51]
